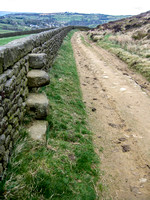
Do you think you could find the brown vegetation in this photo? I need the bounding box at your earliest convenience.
[88,10,150,81]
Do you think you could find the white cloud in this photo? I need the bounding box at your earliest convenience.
[1,0,150,15]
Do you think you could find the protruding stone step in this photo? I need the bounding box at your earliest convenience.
[27,70,50,88]
[29,53,47,69]
[27,120,48,141]
[26,93,49,119]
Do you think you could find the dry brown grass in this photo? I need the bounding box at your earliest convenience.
[106,23,150,60]
[89,21,150,81]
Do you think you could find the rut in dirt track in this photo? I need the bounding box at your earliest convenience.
[71,31,150,200]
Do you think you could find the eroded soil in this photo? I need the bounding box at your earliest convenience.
[71,31,150,200]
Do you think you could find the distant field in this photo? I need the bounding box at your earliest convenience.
[0,11,130,30]
[0,29,15,34]
[0,35,30,46]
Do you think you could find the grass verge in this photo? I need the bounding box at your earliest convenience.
[95,35,150,81]
[0,30,99,200]
[80,35,92,47]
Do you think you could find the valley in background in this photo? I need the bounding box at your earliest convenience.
[0,11,130,33]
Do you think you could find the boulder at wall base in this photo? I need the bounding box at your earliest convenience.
[27,120,48,141]
[28,53,47,69]
[27,70,50,88]
[26,93,49,119]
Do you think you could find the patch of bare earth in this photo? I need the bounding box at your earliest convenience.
[71,31,150,200]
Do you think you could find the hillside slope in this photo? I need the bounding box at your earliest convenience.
[97,10,150,32]
[89,10,150,81]
[0,11,129,33]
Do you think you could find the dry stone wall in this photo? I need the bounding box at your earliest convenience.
[0,26,73,178]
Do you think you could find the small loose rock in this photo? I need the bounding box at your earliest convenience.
[118,137,127,142]
[92,108,96,112]
[108,123,118,128]
[122,145,131,152]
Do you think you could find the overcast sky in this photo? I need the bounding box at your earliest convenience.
[1,0,150,15]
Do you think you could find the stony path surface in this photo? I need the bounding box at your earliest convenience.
[71,31,150,200]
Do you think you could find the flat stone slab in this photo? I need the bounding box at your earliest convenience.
[29,53,47,69]
[27,70,50,88]
[26,93,49,119]
[27,120,48,141]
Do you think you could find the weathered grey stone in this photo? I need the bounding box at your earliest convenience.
[18,97,23,107]
[0,163,3,178]
[12,130,19,141]
[19,111,24,121]
[24,77,28,87]
[16,74,22,85]
[0,66,3,74]
[21,79,25,87]
[5,76,16,94]
[14,94,20,103]
[25,62,29,74]
[27,70,50,88]
[4,125,12,136]
[20,58,25,66]
[14,108,20,117]
[0,74,7,84]
[0,117,8,131]
[4,69,14,79]
[0,107,4,119]
[26,93,49,119]
[9,115,19,127]
[30,87,39,93]
[0,84,4,93]
[8,104,17,118]
[3,99,11,113]
[22,102,26,109]
[10,91,15,100]
[13,117,19,128]
[0,134,5,145]
[0,145,5,161]
[0,47,4,74]
[3,38,34,70]
[28,120,48,141]
[28,53,47,69]
[22,88,28,100]
[13,65,20,76]
[9,141,13,152]
[5,135,11,148]
[3,150,9,168]
[15,85,21,94]
[20,88,24,96]
[19,67,26,79]
[9,114,15,124]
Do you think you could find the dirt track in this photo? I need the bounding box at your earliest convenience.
[71,31,150,200]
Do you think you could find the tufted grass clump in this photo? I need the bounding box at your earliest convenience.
[0,30,100,200]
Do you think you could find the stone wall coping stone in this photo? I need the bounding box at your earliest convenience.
[0,27,70,74]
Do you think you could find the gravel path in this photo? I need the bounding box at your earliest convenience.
[71,31,150,200]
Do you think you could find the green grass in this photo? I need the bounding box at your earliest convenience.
[0,29,15,34]
[0,30,100,200]
[0,35,30,46]
[80,35,91,47]
[96,34,121,49]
